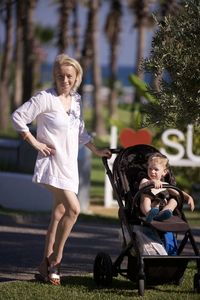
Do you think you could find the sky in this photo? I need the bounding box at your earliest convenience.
[0,0,154,66]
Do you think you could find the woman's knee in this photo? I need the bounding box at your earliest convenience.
[68,202,80,220]
[53,203,66,221]
[63,190,80,219]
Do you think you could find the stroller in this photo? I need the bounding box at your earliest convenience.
[93,144,200,296]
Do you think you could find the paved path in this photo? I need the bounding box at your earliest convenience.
[0,215,121,282]
[0,214,199,282]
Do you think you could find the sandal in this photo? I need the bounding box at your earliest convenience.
[35,257,49,283]
[48,264,61,286]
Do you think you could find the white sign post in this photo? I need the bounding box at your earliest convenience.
[104,126,118,208]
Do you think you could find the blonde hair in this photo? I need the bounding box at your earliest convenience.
[53,54,83,91]
[148,153,169,169]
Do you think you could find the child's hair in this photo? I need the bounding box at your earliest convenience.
[147,153,169,169]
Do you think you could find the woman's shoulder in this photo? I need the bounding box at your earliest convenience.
[35,88,56,98]
[30,88,56,110]
[31,88,54,99]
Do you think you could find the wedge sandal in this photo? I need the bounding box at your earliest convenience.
[48,264,61,286]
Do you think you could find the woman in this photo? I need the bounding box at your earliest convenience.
[12,54,111,285]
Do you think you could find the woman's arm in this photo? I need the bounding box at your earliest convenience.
[20,132,55,157]
[85,141,111,158]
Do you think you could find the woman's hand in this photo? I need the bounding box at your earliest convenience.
[34,142,56,156]
[85,142,112,158]
[20,131,55,156]
[95,148,112,158]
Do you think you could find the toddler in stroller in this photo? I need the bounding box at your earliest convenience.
[93,144,200,296]
[139,153,195,223]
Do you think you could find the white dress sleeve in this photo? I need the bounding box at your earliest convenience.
[11,92,47,133]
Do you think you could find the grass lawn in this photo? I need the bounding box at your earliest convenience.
[90,155,106,204]
[0,263,199,300]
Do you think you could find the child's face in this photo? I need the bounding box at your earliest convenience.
[148,161,167,181]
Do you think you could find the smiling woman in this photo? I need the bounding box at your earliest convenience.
[11,53,111,286]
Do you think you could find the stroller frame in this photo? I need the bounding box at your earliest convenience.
[93,145,200,296]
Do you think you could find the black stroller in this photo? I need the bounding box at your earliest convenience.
[93,144,200,296]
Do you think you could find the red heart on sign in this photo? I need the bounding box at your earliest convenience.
[119,128,152,148]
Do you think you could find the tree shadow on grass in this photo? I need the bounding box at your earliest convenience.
[61,275,139,297]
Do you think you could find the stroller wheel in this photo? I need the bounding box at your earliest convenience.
[194,273,200,293]
[93,252,113,286]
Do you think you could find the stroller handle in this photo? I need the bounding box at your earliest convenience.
[102,148,122,169]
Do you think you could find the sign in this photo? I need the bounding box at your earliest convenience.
[119,128,152,148]
[160,125,200,166]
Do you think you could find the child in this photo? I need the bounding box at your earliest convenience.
[139,153,195,223]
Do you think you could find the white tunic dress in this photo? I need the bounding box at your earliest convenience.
[11,88,91,194]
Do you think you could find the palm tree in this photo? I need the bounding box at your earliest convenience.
[72,0,81,61]
[80,2,93,87]
[90,0,107,136]
[79,0,106,136]
[14,1,54,109]
[104,0,122,119]
[12,0,25,110]
[33,24,54,91]
[0,0,13,130]
[22,0,38,102]
[57,0,73,54]
[127,0,155,103]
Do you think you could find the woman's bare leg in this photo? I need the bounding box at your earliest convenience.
[49,189,80,265]
[38,186,80,277]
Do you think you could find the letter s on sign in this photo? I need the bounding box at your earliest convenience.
[160,129,185,161]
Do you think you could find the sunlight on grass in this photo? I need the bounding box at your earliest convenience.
[90,155,105,202]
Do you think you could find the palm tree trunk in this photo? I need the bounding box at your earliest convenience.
[57,0,73,53]
[91,0,106,137]
[0,0,13,130]
[134,23,146,103]
[105,0,122,118]
[22,0,37,102]
[72,0,81,61]
[12,0,25,110]
[79,6,93,101]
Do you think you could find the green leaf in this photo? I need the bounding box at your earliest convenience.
[128,74,156,103]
